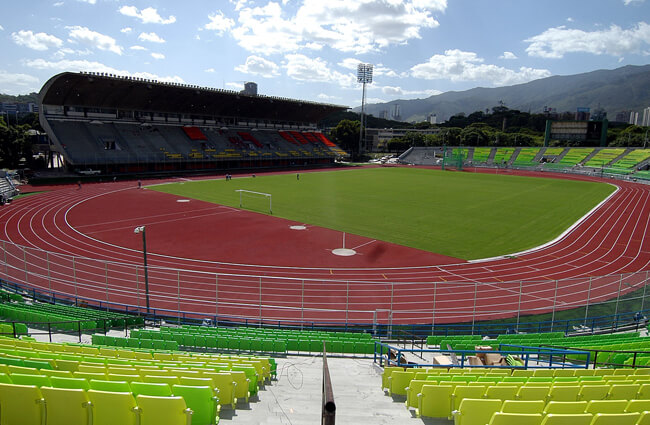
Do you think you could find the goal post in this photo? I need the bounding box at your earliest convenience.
[235,190,272,214]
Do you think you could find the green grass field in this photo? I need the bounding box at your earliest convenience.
[152,168,615,260]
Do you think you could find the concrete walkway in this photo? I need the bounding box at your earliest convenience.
[225,355,448,425]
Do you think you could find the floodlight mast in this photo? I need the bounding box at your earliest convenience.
[357,63,373,159]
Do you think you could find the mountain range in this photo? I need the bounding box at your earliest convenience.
[357,64,650,123]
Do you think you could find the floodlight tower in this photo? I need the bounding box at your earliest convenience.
[357,63,373,157]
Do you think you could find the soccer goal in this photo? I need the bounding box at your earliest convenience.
[235,190,272,214]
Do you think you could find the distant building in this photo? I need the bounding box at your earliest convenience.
[575,107,590,121]
[630,111,639,125]
[615,110,631,123]
[240,82,258,96]
[642,107,650,127]
[428,113,437,125]
[365,127,441,151]
[392,104,401,121]
[379,110,389,120]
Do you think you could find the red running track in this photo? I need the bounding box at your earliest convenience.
[1,168,649,325]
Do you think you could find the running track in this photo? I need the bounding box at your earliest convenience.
[1,168,649,325]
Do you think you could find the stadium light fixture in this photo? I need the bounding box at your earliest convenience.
[134,225,150,313]
[357,63,373,158]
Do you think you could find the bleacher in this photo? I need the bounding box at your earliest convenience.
[584,148,625,168]
[545,148,594,169]
[472,148,492,164]
[493,148,515,165]
[0,331,276,424]
[513,148,541,167]
[611,149,650,170]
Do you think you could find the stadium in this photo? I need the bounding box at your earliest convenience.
[2,72,650,424]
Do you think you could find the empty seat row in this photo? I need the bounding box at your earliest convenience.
[0,382,216,425]
[450,398,650,425]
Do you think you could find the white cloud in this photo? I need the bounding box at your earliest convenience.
[24,58,184,83]
[205,68,216,73]
[0,25,4,31]
[284,54,356,87]
[499,51,517,60]
[317,93,340,101]
[130,45,147,51]
[53,2,64,6]
[624,0,645,4]
[52,47,93,59]
[138,32,165,43]
[380,85,441,97]
[119,6,176,25]
[525,22,650,58]
[411,49,551,86]
[11,30,63,51]
[566,17,574,22]
[0,70,40,95]
[121,27,132,33]
[67,26,123,55]
[230,0,251,11]
[77,0,97,4]
[235,55,280,77]
[226,81,244,90]
[151,52,165,60]
[231,0,447,55]
[203,11,235,35]
[338,58,362,70]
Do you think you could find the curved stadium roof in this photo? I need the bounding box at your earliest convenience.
[39,72,348,123]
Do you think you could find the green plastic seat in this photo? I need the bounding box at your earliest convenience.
[144,375,180,386]
[230,365,258,395]
[50,376,91,390]
[517,385,550,401]
[625,399,650,413]
[452,398,502,425]
[585,400,628,414]
[546,385,580,402]
[41,386,92,425]
[87,390,138,425]
[131,381,173,397]
[9,373,52,387]
[89,379,132,392]
[172,385,220,425]
[0,383,46,425]
[607,384,640,400]
[135,395,193,425]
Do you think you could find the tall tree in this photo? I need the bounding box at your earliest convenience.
[329,119,361,157]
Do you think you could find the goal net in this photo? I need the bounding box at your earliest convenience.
[235,190,272,214]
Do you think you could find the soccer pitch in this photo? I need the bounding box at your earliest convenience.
[153,168,615,260]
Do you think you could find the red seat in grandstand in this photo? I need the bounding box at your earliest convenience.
[304,132,319,143]
[278,131,299,145]
[238,132,263,148]
[182,126,207,141]
[314,132,337,147]
[229,137,244,148]
[289,131,309,144]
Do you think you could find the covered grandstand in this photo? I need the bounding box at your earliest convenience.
[38,72,348,174]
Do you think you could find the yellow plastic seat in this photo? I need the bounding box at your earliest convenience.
[517,385,550,401]
[229,371,250,404]
[488,412,543,425]
[451,385,487,412]
[606,384,640,400]
[452,398,502,425]
[388,370,416,396]
[578,385,610,401]
[0,383,45,425]
[624,399,650,413]
[381,367,404,390]
[546,385,580,402]
[405,379,434,410]
[40,386,92,425]
[637,411,650,425]
[485,385,519,401]
[144,375,181,386]
[589,412,640,425]
[87,390,138,425]
[501,400,544,414]
[135,395,193,425]
[543,401,588,414]
[417,384,453,418]
[540,413,593,425]
[205,372,236,409]
[585,399,628,414]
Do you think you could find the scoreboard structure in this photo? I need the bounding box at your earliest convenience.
[544,119,608,147]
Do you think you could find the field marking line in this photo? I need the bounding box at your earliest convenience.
[352,240,377,250]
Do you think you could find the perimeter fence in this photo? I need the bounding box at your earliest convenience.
[1,238,649,337]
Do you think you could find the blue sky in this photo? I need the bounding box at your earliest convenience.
[1,0,649,108]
